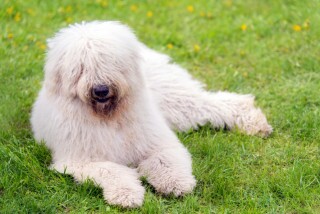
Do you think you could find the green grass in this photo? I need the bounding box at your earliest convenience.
[1,0,320,213]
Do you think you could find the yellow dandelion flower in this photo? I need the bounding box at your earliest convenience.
[23,46,28,51]
[200,11,205,17]
[292,24,301,32]
[40,44,46,50]
[193,44,200,52]
[241,24,247,31]
[303,19,310,29]
[130,4,138,12]
[100,0,108,7]
[27,8,35,16]
[242,72,248,77]
[239,50,246,56]
[65,5,72,13]
[6,6,14,15]
[36,41,46,50]
[14,12,21,22]
[7,33,14,39]
[58,7,64,13]
[167,43,173,49]
[66,17,73,23]
[224,0,233,7]
[27,34,36,41]
[147,11,153,18]
[206,12,213,19]
[117,1,124,7]
[187,5,194,13]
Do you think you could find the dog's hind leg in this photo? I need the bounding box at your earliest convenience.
[145,59,272,137]
[50,161,145,208]
[157,89,272,137]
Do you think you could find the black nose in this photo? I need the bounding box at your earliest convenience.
[91,85,109,102]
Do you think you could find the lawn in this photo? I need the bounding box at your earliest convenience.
[1,0,320,213]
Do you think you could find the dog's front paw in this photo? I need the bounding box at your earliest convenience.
[139,163,196,196]
[138,147,196,197]
[103,184,145,208]
[150,173,196,196]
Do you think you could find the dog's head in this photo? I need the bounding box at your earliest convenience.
[44,21,143,118]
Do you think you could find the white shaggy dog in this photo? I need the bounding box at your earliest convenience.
[31,21,272,208]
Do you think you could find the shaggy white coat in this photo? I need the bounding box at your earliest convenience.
[31,21,272,208]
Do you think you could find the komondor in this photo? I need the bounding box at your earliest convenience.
[31,21,272,208]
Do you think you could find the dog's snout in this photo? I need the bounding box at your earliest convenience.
[92,85,109,102]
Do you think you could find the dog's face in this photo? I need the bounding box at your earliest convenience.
[44,21,143,117]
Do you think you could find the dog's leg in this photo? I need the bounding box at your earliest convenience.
[158,90,272,137]
[51,161,145,208]
[138,146,196,196]
[207,91,273,136]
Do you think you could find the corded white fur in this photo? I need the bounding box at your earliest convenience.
[31,21,272,208]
